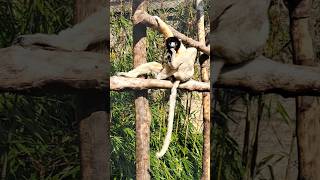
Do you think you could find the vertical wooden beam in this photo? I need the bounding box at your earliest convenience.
[197,0,210,179]
[77,92,110,180]
[287,0,320,179]
[74,1,110,179]
[132,1,151,179]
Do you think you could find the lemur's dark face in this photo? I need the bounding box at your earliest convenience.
[166,37,181,52]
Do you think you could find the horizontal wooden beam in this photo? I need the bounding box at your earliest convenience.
[0,46,108,93]
[111,56,320,96]
[1,46,320,96]
[218,56,320,96]
[111,76,210,91]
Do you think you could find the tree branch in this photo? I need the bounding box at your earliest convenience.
[111,56,320,96]
[218,56,320,96]
[1,46,320,96]
[111,76,210,92]
[133,11,210,55]
[0,46,107,93]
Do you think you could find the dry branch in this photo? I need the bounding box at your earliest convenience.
[111,76,210,92]
[196,0,210,179]
[287,0,320,179]
[0,46,107,92]
[111,0,185,12]
[111,56,320,96]
[132,1,151,179]
[16,7,209,55]
[218,56,320,96]
[133,11,210,55]
[1,46,320,96]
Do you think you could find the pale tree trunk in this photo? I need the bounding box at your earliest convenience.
[132,1,151,179]
[75,1,110,180]
[287,0,320,179]
[196,0,210,179]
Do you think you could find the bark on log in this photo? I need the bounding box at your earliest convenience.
[74,1,109,180]
[287,0,320,179]
[217,56,320,96]
[16,7,208,55]
[111,56,320,96]
[111,0,185,12]
[0,46,107,93]
[1,46,320,96]
[132,1,151,180]
[111,77,210,92]
[196,0,210,178]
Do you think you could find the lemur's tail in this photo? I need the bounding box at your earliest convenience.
[156,80,180,158]
[154,16,174,39]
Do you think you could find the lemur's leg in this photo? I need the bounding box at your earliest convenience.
[156,64,176,80]
[117,62,163,78]
[168,49,181,70]
[15,7,107,51]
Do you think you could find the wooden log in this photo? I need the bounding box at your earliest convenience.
[132,1,151,179]
[77,92,109,180]
[287,0,320,179]
[0,46,107,93]
[196,0,210,179]
[111,56,320,96]
[74,1,109,180]
[1,47,320,96]
[111,76,210,92]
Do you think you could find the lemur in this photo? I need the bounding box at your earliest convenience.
[117,16,198,158]
[211,0,271,84]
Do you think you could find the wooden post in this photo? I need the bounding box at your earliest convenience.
[196,0,210,179]
[132,0,151,179]
[74,1,110,179]
[77,92,109,180]
[287,0,320,179]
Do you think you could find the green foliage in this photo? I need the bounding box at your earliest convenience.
[212,91,245,180]
[0,94,80,179]
[0,0,74,47]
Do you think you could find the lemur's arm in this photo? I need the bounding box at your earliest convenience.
[117,62,163,78]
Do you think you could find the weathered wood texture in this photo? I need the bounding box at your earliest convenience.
[111,77,210,92]
[111,56,320,96]
[287,0,320,179]
[132,1,151,180]
[133,11,210,55]
[74,1,109,180]
[1,46,320,96]
[196,0,210,179]
[216,56,320,96]
[0,46,107,92]
[111,0,185,12]
[77,92,109,180]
